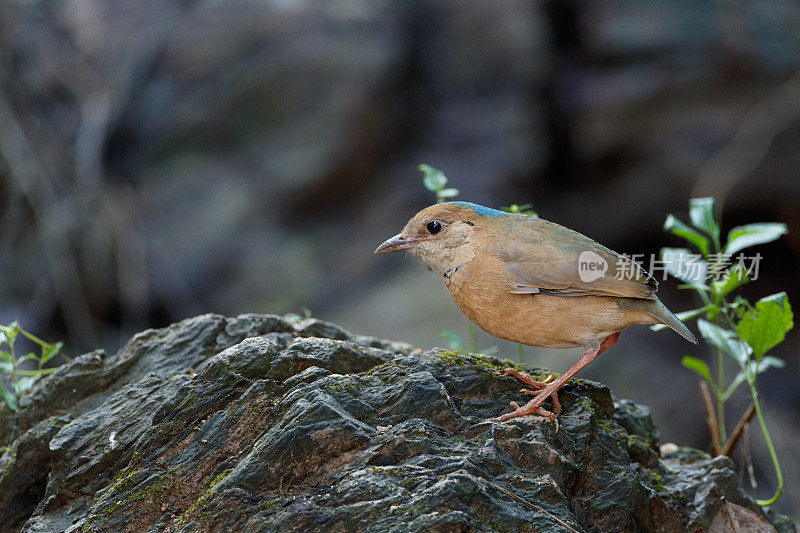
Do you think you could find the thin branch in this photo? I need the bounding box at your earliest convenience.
[699,380,723,455]
[485,480,580,533]
[722,404,755,457]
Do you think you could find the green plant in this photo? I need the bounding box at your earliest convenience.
[656,197,790,506]
[419,164,459,204]
[0,321,69,411]
[502,203,538,217]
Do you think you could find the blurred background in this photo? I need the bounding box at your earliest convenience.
[1,0,799,519]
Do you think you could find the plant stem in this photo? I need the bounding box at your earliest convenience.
[715,345,726,441]
[712,289,727,442]
[748,380,783,506]
[518,343,525,364]
[6,368,60,376]
[9,332,17,398]
[15,326,48,347]
[469,322,477,353]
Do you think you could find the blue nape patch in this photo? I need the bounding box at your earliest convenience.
[452,202,507,218]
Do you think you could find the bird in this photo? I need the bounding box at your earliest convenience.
[374,201,697,423]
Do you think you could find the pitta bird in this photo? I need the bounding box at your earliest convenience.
[374,202,696,422]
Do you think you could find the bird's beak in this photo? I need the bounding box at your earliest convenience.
[374,233,417,254]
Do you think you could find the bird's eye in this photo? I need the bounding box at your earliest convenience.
[426,220,442,235]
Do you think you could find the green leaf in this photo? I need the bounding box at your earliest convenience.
[0,385,15,411]
[0,361,12,373]
[40,342,62,365]
[756,355,785,373]
[737,292,793,360]
[730,295,752,317]
[723,371,746,400]
[724,356,785,400]
[437,188,459,199]
[711,264,749,297]
[724,223,788,255]
[664,214,710,257]
[0,325,17,346]
[18,353,38,364]
[650,307,708,331]
[689,197,720,243]
[14,375,40,395]
[661,248,707,284]
[0,350,10,362]
[503,204,538,217]
[697,319,751,366]
[419,164,448,192]
[681,356,713,385]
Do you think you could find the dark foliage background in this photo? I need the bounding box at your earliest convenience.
[1,0,798,519]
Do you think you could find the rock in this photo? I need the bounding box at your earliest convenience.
[0,415,72,529]
[0,315,792,532]
[2,313,295,447]
[293,318,353,341]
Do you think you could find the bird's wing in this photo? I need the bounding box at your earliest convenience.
[495,217,657,300]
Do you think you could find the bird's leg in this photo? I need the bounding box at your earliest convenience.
[522,383,562,415]
[503,370,561,416]
[492,332,620,422]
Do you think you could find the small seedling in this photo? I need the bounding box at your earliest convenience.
[502,204,538,217]
[419,164,459,204]
[655,197,790,506]
[0,321,69,411]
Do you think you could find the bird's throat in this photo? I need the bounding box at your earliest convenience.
[413,242,476,278]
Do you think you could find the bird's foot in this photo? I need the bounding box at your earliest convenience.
[503,368,555,388]
[493,398,560,431]
[501,368,562,416]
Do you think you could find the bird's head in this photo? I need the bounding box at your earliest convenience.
[374,202,506,274]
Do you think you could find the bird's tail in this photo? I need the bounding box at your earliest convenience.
[618,297,698,344]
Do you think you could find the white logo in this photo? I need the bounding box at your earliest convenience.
[578,251,608,282]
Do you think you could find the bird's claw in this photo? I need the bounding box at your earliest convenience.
[490,400,557,422]
[493,367,563,426]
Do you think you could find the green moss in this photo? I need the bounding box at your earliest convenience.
[594,414,616,433]
[593,411,626,441]
[85,469,174,531]
[126,472,177,503]
[397,502,426,515]
[104,467,146,496]
[640,467,687,507]
[207,469,231,492]
[324,381,358,393]
[260,494,283,512]
[438,350,465,366]
[125,448,143,473]
[175,468,232,526]
[400,477,418,488]
[437,350,556,382]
